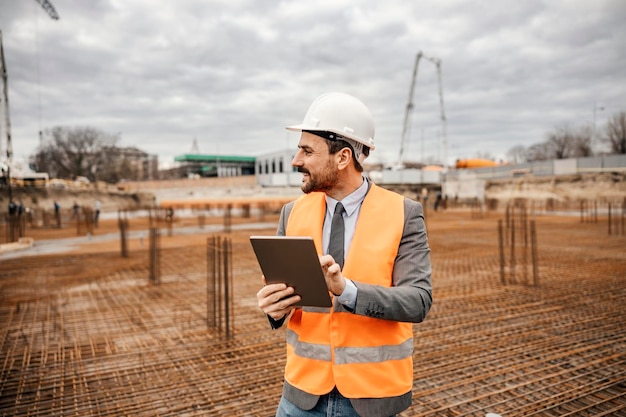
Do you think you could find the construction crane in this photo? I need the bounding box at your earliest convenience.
[0,31,12,167]
[1,0,59,198]
[397,51,448,171]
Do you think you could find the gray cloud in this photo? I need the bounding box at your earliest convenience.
[0,0,624,168]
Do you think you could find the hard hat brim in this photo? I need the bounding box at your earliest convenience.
[285,124,376,151]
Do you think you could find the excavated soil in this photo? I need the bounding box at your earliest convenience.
[1,205,625,416]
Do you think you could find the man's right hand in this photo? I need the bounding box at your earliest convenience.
[257,279,301,320]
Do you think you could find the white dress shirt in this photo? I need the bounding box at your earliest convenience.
[323,177,369,309]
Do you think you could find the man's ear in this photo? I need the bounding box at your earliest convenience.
[336,147,353,171]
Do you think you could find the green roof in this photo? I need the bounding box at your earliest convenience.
[174,154,256,163]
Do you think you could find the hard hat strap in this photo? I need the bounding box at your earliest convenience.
[304,130,367,161]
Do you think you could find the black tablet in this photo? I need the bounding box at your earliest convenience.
[250,236,332,308]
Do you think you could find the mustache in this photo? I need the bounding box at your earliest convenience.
[297,167,310,175]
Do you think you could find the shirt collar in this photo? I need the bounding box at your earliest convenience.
[325,176,369,217]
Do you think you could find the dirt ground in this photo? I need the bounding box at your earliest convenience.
[1,202,626,416]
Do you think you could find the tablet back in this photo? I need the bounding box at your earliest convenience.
[250,236,332,308]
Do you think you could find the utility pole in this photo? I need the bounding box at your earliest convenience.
[592,101,604,142]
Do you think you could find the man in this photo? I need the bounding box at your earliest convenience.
[94,200,101,228]
[257,92,432,417]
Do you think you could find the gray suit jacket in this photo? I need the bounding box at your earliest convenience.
[273,189,433,417]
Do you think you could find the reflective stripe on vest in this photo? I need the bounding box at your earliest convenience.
[286,329,332,361]
[287,329,413,364]
[335,338,414,364]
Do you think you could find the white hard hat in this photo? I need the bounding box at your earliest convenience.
[286,92,376,161]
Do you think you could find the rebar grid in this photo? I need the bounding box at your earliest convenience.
[1,212,625,416]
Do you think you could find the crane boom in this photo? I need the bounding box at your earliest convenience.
[34,0,60,20]
[397,52,448,170]
[398,51,422,167]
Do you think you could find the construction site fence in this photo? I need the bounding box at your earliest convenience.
[453,196,625,221]
[478,196,625,215]
[0,201,283,245]
[4,197,623,246]
[444,154,626,181]
[0,206,98,242]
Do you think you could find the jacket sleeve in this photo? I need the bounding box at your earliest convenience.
[351,198,433,323]
[276,201,294,237]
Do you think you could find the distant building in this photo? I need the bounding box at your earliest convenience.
[173,154,256,178]
[106,146,159,181]
[255,149,301,187]
[0,159,49,187]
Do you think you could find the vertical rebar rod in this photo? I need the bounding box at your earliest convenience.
[609,203,612,236]
[509,212,516,285]
[498,219,505,285]
[75,208,81,236]
[206,235,234,337]
[217,237,223,332]
[207,236,216,328]
[522,203,529,285]
[531,219,539,287]
[119,209,128,258]
[223,204,232,233]
[621,197,626,235]
[149,227,160,284]
[504,206,508,246]
[580,200,584,223]
[223,236,231,339]
[228,237,234,336]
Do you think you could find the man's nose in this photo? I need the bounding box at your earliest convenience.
[291,152,303,167]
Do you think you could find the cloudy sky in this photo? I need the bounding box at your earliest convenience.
[1,0,625,168]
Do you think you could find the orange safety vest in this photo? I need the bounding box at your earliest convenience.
[284,184,414,399]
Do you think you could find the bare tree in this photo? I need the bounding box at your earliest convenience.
[526,142,551,161]
[536,124,594,160]
[570,125,593,157]
[31,126,120,182]
[509,112,624,162]
[546,124,572,159]
[604,111,626,154]
[474,151,495,160]
[506,145,528,164]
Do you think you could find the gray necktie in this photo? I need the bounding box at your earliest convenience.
[328,202,345,268]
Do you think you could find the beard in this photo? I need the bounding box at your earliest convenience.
[298,162,339,194]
